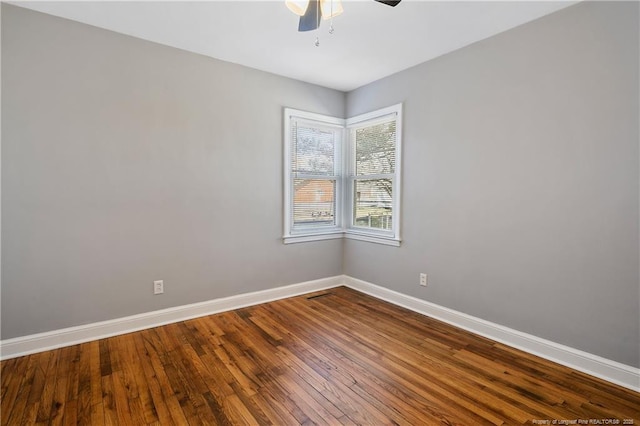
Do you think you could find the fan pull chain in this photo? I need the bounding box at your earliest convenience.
[329,0,335,34]
[314,0,337,46]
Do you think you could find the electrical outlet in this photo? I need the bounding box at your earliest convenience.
[154,280,164,295]
[419,273,427,287]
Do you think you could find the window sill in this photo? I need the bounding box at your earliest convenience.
[344,231,401,247]
[283,230,401,247]
[283,232,344,244]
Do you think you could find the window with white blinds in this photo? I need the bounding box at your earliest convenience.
[284,105,402,246]
[284,110,344,242]
[346,105,401,245]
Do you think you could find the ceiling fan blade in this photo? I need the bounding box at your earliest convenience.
[298,0,322,31]
[374,0,402,6]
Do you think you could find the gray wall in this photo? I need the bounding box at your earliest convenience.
[1,4,344,339]
[345,1,640,367]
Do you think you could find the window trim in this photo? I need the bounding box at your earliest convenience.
[283,108,345,244]
[283,104,402,246]
[345,104,402,246]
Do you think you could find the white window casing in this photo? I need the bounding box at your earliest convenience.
[283,109,345,244]
[283,104,402,246]
[345,104,402,246]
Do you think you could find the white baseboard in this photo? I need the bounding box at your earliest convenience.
[343,276,640,392]
[2,274,638,392]
[0,275,343,360]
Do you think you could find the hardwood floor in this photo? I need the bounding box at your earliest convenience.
[1,286,639,425]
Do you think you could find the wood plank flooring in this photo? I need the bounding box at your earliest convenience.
[1,286,639,425]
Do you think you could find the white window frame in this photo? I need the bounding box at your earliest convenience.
[283,104,402,246]
[345,104,402,247]
[283,108,345,244]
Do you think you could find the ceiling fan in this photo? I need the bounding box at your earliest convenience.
[286,0,402,32]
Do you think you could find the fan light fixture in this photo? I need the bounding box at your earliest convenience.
[285,0,309,16]
[285,0,344,19]
[286,0,400,46]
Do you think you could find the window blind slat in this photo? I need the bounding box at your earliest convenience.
[355,119,396,176]
[292,121,336,176]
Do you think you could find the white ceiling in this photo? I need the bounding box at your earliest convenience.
[10,0,577,91]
